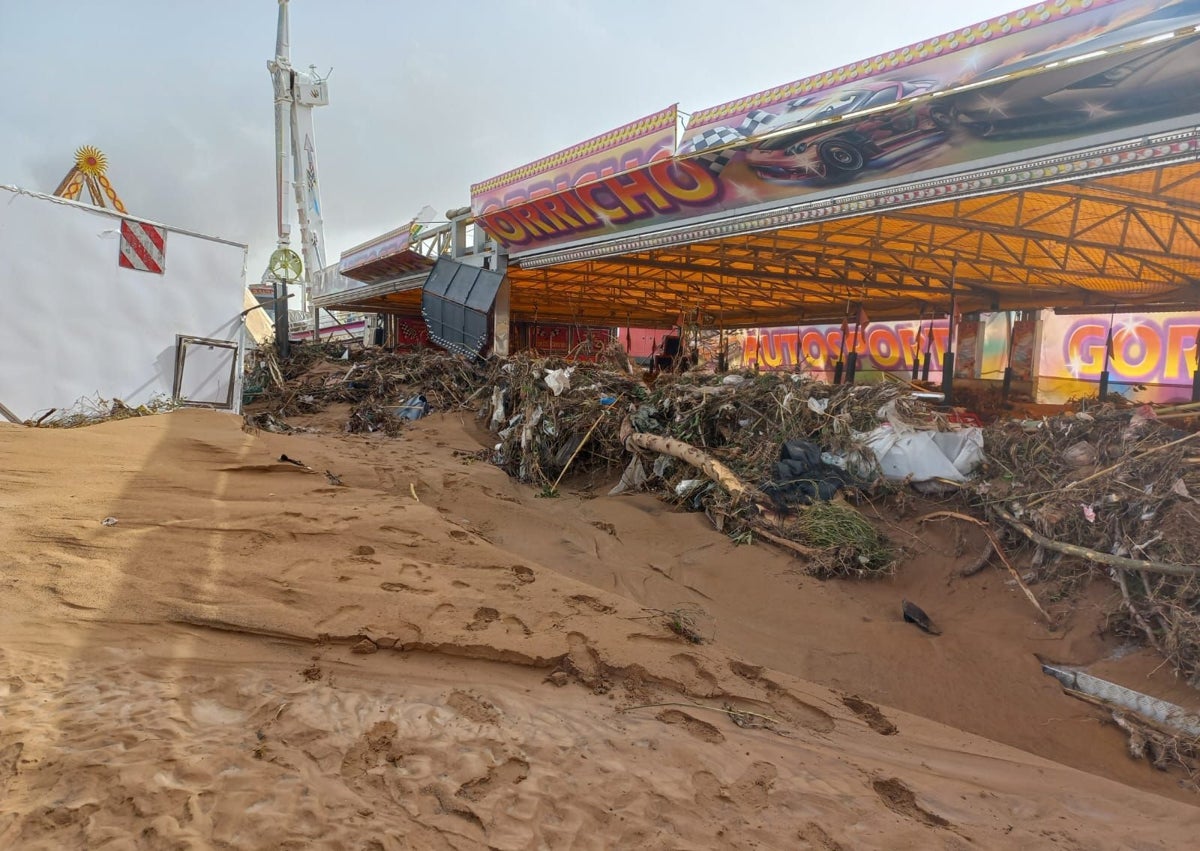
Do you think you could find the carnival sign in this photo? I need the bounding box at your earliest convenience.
[1038,311,1200,402]
[473,0,1200,256]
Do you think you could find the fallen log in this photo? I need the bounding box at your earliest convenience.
[624,431,761,502]
[992,506,1200,578]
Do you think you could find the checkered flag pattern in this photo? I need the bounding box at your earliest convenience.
[738,109,778,136]
[688,126,745,152]
[695,149,736,176]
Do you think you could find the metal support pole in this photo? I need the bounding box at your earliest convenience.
[491,250,511,357]
[941,262,958,404]
[1099,306,1115,403]
[273,279,290,360]
[911,311,923,381]
[1001,317,1017,402]
[1192,329,1200,402]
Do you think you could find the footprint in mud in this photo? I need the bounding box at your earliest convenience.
[670,654,718,692]
[797,822,847,851]
[456,757,529,802]
[1,742,24,783]
[376,622,422,648]
[656,709,725,744]
[729,761,778,810]
[501,615,532,636]
[566,632,603,681]
[379,582,432,595]
[763,680,835,732]
[729,660,763,682]
[448,529,473,544]
[480,486,521,505]
[690,770,726,810]
[842,695,898,736]
[466,607,499,631]
[566,594,614,614]
[871,777,950,828]
[445,690,500,725]
[451,580,470,589]
[340,720,399,782]
[510,566,535,585]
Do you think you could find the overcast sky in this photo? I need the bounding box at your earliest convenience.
[1,0,1022,282]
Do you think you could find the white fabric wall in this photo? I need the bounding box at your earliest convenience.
[0,186,249,420]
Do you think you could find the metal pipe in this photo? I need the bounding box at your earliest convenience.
[1099,305,1115,402]
[941,260,957,404]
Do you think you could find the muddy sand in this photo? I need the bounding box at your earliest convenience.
[1,408,1198,849]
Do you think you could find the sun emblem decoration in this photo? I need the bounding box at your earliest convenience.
[75,145,108,176]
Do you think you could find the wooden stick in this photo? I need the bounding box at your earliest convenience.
[752,525,819,558]
[551,406,611,492]
[920,510,1051,622]
[1027,431,1200,507]
[1153,401,1200,414]
[1148,411,1200,421]
[993,506,1200,578]
[0,400,22,424]
[1114,567,1164,655]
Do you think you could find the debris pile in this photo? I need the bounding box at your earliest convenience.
[979,405,1200,685]
[32,395,179,428]
[251,343,490,435]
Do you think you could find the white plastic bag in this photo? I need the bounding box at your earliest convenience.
[864,425,983,482]
[543,367,575,396]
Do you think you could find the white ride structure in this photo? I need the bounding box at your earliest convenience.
[265,0,330,346]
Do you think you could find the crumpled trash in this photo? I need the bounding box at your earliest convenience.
[609,457,648,495]
[1062,440,1097,467]
[489,387,507,430]
[391,394,429,421]
[864,425,984,486]
[902,599,940,635]
[631,404,662,432]
[762,439,856,508]
[544,367,575,396]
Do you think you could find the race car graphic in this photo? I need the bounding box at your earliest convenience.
[739,80,956,184]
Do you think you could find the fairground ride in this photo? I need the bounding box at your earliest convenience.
[52,146,127,212]
[263,0,331,352]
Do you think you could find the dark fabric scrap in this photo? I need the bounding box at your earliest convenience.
[762,439,854,509]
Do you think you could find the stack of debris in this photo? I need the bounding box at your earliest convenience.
[979,405,1200,687]
[251,342,490,435]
